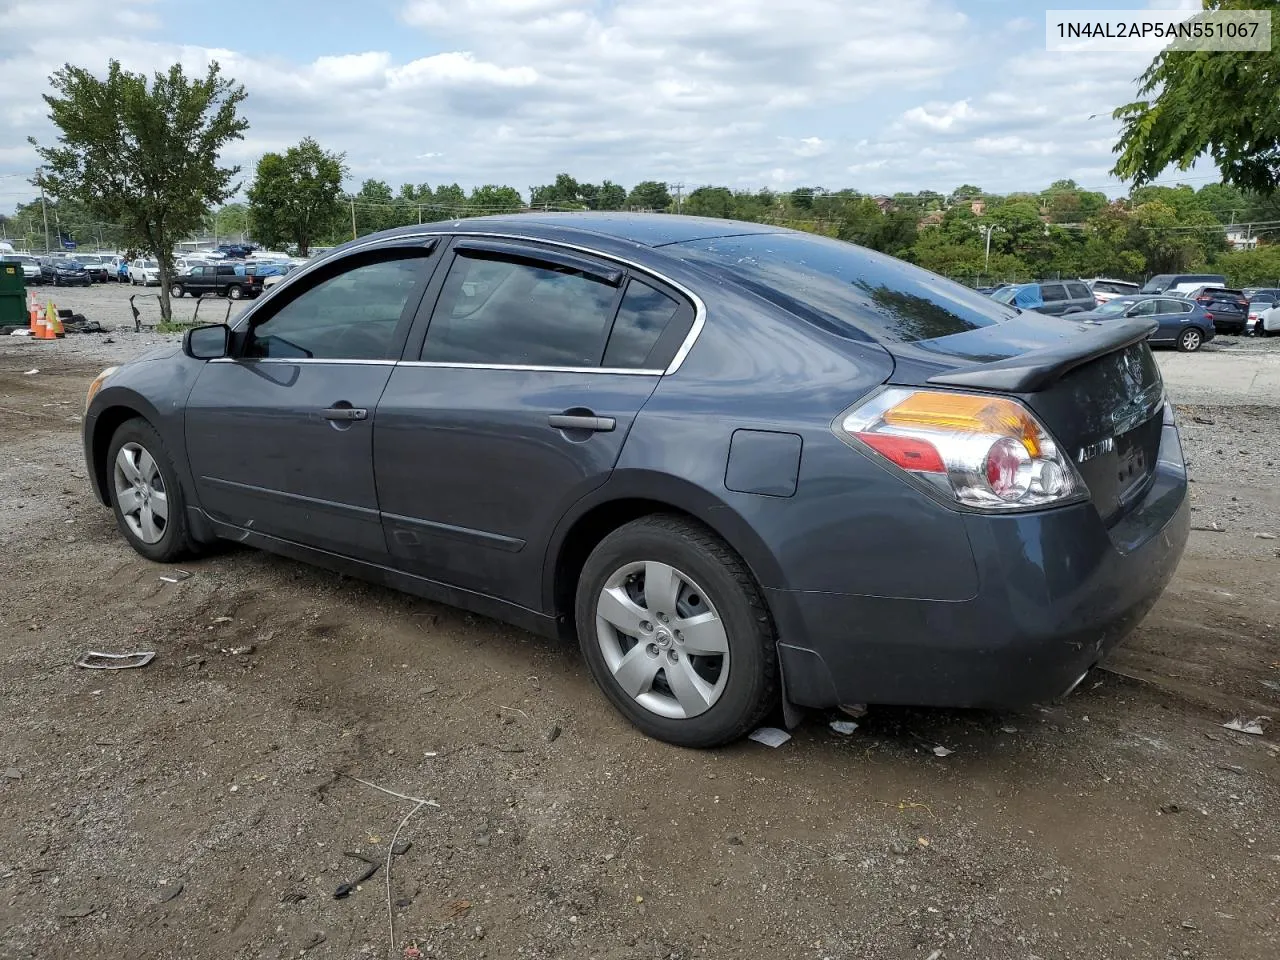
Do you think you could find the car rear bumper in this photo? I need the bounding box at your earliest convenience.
[772,415,1189,709]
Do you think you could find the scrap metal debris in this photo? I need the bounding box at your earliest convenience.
[829,720,859,735]
[75,650,155,670]
[748,726,791,748]
[1223,716,1269,736]
[158,570,192,583]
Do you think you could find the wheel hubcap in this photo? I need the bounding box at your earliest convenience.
[595,560,729,719]
[112,442,168,544]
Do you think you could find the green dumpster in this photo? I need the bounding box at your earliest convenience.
[0,260,27,328]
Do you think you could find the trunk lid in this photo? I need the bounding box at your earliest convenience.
[888,312,1166,526]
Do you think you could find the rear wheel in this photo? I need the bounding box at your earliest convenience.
[226,285,243,300]
[575,515,777,747]
[170,284,184,298]
[107,419,199,563]
[1178,328,1203,352]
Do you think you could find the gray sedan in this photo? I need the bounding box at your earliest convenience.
[82,214,1189,746]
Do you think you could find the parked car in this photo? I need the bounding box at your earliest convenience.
[1085,278,1141,304]
[40,257,91,286]
[75,254,112,283]
[1139,273,1226,296]
[1257,302,1280,336]
[1245,289,1280,332]
[1074,295,1215,352]
[1,254,42,284]
[1179,285,1250,334]
[129,259,161,286]
[81,215,1189,747]
[169,262,265,300]
[990,280,1096,315]
[215,243,255,259]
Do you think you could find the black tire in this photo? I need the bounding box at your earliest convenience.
[170,284,184,298]
[105,418,200,563]
[575,514,778,748]
[226,284,243,300]
[1177,328,1204,352]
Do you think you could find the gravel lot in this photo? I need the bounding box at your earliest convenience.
[1,283,1278,960]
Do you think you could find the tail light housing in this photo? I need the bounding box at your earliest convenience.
[835,387,1085,511]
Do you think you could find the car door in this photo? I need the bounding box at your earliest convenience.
[1145,298,1188,342]
[184,241,440,561]
[374,237,695,609]
[1064,281,1096,313]
[1038,283,1069,315]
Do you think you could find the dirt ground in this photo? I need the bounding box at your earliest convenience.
[1,285,1278,960]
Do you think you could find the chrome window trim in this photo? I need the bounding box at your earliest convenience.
[228,230,706,376]
[398,361,662,376]
[208,357,396,366]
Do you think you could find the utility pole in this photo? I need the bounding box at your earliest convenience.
[36,168,51,253]
[350,197,357,240]
[976,224,1000,273]
[670,182,685,214]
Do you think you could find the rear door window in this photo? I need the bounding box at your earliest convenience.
[422,252,621,367]
[602,278,692,369]
[1040,284,1068,303]
[667,232,1016,343]
[1065,282,1093,300]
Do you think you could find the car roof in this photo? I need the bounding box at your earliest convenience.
[376,212,786,249]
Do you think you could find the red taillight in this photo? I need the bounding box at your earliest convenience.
[1204,311,1215,320]
[854,433,945,473]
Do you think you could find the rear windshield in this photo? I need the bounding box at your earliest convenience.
[667,232,1016,343]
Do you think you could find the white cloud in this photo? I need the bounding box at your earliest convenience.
[0,0,1185,206]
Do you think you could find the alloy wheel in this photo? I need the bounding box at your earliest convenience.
[112,442,169,544]
[1181,329,1202,351]
[595,560,730,719]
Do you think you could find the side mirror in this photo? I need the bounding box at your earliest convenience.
[184,323,231,360]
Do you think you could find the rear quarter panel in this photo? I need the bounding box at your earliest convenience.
[608,283,980,602]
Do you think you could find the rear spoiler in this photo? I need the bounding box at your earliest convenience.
[926,319,1159,393]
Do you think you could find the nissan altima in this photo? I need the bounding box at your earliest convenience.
[83,214,1189,747]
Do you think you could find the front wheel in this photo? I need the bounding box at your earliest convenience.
[170,284,184,298]
[1178,328,1204,352]
[575,515,778,748]
[106,419,199,563]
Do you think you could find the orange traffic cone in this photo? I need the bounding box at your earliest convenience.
[28,292,41,335]
[47,302,64,338]
[35,301,54,340]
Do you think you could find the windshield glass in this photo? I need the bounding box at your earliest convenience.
[143,260,158,268]
[667,232,1017,343]
[1094,299,1133,316]
[991,286,1021,304]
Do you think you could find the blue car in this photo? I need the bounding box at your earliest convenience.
[1075,294,1215,352]
[80,214,1189,746]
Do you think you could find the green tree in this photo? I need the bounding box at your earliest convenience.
[353,178,394,235]
[247,137,347,257]
[31,59,247,322]
[593,180,627,210]
[626,180,672,212]
[1113,1,1280,191]
[211,202,249,242]
[467,184,523,213]
[530,173,585,209]
[683,186,734,219]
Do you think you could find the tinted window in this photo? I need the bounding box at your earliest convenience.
[1040,284,1068,302]
[1128,299,1158,317]
[1159,299,1193,314]
[247,256,424,360]
[603,279,681,368]
[1013,286,1043,308]
[668,232,1015,344]
[1066,282,1092,300]
[423,254,619,366]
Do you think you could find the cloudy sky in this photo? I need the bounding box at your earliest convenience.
[0,0,1212,210]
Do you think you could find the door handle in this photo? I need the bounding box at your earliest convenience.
[322,406,368,421]
[548,414,615,432]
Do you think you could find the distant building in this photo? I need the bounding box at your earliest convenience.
[872,195,895,213]
[969,200,986,216]
[918,211,945,228]
[1226,226,1258,251]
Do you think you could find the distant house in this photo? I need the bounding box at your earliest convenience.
[873,195,895,213]
[969,200,986,216]
[1226,226,1258,251]
[918,211,945,228]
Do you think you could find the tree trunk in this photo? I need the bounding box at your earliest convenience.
[154,228,172,324]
